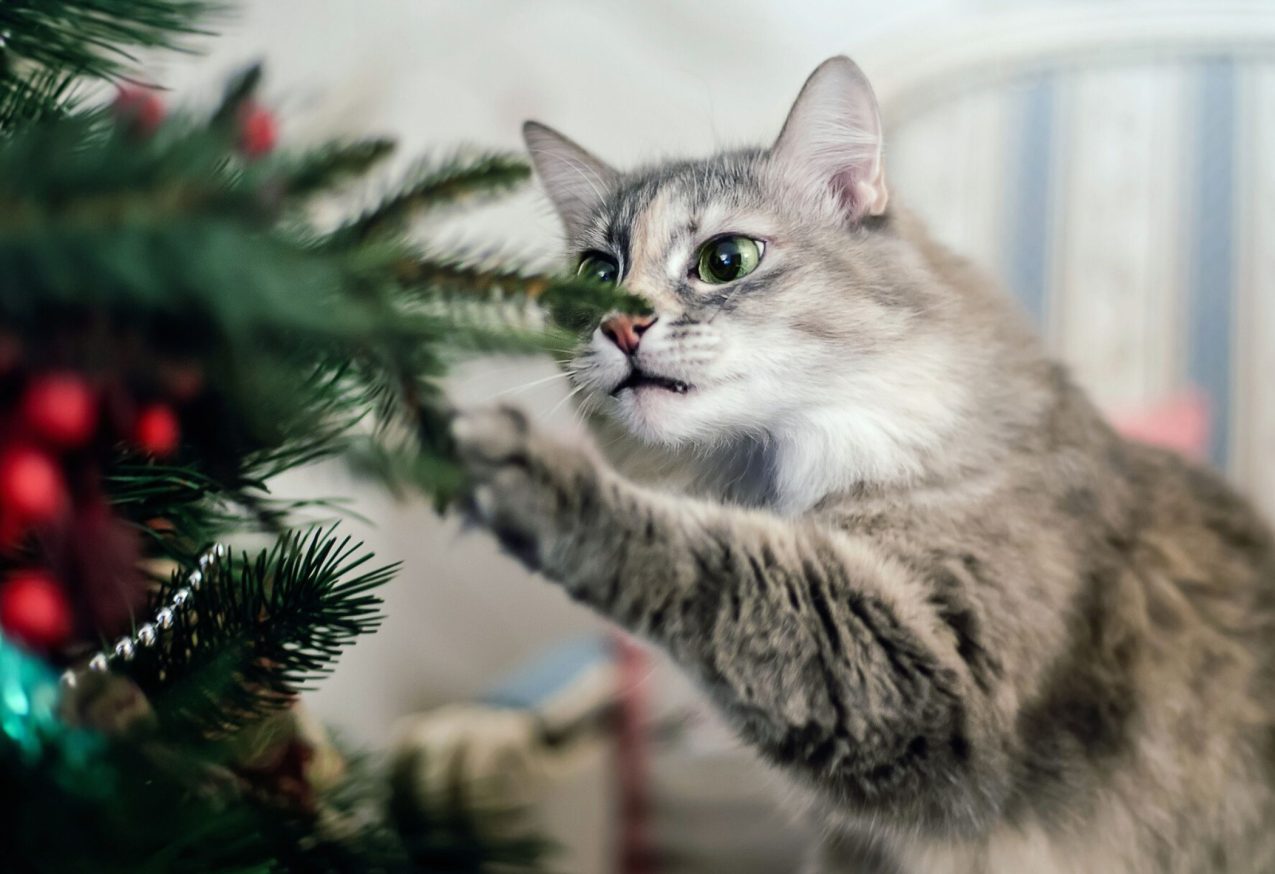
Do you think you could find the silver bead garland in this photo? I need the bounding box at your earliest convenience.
[60,543,228,687]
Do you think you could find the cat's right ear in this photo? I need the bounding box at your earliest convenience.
[770,56,889,224]
[522,121,618,239]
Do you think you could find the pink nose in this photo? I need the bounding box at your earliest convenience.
[600,314,656,355]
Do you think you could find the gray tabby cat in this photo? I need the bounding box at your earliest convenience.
[452,57,1275,872]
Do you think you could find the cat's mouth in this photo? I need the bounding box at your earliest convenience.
[610,369,693,396]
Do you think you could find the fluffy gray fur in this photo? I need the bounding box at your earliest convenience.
[453,57,1275,872]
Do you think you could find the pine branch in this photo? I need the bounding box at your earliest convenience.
[0,98,644,522]
[395,255,558,297]
[4,631,549,872]
[209,61,262,125]
[0,0,224,131]
[283,138,397,198]
[347,439,463,507]
[121,528,394,738]
[0,67,80,130]
[0,634,278,873]
[333,153,531,244]
[395,253,651,335]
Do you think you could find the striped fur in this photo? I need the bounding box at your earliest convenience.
[454,57,1275,872]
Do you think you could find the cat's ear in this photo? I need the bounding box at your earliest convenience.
[522,121,618,238]
[770,56,888,223]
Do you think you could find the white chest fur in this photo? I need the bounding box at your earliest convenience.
[886,817,1141,874]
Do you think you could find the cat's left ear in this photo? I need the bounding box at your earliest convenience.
[770,56,889,223]
[522,121,619,239]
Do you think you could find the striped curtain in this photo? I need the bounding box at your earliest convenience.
[887,58,1275,519]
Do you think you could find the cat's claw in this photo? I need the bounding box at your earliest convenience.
[451,405,531,470]
[451,405,597,574]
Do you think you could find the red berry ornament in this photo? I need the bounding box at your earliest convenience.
[0,570,73,650]
[21,373,98,449]
[113,86,165,137]
[134,404,180,458]
[0,446,67,527]
[238,103,278,158]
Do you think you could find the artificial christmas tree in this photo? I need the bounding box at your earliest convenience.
[0,1,640,870]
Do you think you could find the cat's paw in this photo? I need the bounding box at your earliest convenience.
[451,406,598,573]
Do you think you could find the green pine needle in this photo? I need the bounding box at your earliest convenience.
[0,0,225,131]
[334,153,531,244]
[283,138,397,198]
[122,528,395,737]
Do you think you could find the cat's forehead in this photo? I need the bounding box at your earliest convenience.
[581,150,767,255]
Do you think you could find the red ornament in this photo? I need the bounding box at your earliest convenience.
[112,86,166,137]
[21,373,98,449]
[238,103,278,158]
[134,404,180,458]
[0,570,73,650]
[0,446,67,527]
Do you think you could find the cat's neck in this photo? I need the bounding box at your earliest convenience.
[676,418,918,514]
[594,411,970,516]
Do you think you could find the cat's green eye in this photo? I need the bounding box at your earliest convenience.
[694,235,764,284]
[577,252,620,285]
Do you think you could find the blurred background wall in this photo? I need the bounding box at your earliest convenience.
[146,2,1275,870]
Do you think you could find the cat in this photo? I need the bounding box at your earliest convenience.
[452,56,1275,872]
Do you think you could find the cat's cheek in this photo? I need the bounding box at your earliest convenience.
[573,345,628,395]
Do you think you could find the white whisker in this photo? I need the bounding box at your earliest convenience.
[448,360,554,391]
[546,381,589,419]
[478,371,571,402]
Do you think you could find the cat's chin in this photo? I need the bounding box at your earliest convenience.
[611,383,724,447]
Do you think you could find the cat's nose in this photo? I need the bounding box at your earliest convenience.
[600,314,657,356]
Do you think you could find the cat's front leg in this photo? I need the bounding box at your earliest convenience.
[452,407,988,840]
